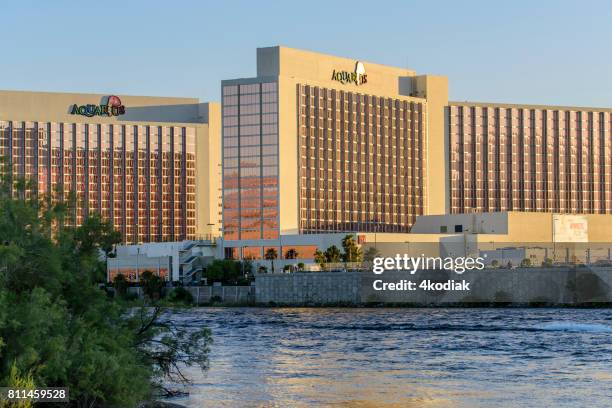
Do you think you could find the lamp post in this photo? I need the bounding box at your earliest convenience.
[136,247,140,283]
[403,241,411,256]
[240,245,245,279]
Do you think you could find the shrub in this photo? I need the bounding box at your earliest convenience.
[140,270,164,301]
[167,286,194,304]
[0,176,212,406]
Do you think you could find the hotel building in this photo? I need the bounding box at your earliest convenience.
[221,46,448,259]
[220,46,612,262]
[2,46,612,264]
[449,103,612,214]
[0,91,221,243]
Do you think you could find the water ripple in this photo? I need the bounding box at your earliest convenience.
[164,308,612,408]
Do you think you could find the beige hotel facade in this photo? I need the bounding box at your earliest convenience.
[2,46,612,258]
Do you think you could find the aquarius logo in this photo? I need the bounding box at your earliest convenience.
[331,61,367,86]
[70,95,126,117]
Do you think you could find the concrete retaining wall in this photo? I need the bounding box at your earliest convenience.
[184,285,254,304]
[127,285,254,304]
[255,267,612,305]
[256,272,361,304]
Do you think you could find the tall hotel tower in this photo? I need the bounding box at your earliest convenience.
[221,46,448,258]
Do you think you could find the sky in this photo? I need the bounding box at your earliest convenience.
[2,0,612,107]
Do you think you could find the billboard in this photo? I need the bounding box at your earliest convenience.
[553,215,588,242]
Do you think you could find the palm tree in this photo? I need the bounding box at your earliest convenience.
[325,245,342,263]
[341,234,363,263]
[285,248,298,259]
[265,248,278,273]
[314,249,326,269]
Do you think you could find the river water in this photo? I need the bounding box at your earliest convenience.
[167,308,612,407]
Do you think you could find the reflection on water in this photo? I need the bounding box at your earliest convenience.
[166,308,612,407]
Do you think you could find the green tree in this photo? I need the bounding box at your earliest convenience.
[204,259,249,284]
[314,249,326,269]
[166,286,194,304]
[520,258,532,268]
[285,248,298,259]
[140,270,164,301]
[341,235,363,263]
[74,213,122,259]
[297,262,305,271]
[113,273,129,298]
[491,259,499,268]
[325,245,342,263]
[542,257,553,267]
[0,176,211,407]
[363,246,381,263]
[1,362,35,408]
[265,248,278,273]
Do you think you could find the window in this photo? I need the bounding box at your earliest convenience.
[440,226,447,233]
[454,224,463,233]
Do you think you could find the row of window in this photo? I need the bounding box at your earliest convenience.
[298,84,426,233]
[223,83,277,95]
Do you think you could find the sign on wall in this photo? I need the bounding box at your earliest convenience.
[70,95,125,117]
[331,61,367,86]
[553,215,588,242]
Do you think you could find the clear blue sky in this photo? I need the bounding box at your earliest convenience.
[3,0,612,107]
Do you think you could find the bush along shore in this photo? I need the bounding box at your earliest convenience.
[0,176,210,407]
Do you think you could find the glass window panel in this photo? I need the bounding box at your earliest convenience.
[243,247,262,260]
[223,86,238,96]
[241,229,261,239]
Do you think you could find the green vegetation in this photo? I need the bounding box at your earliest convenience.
[314,235,365,270]
[324,245,342,263]
[1,362,35,408]
[520,258,532,268]
[341,235,363,263]
[140,270,164,300]
[314,249,326,268]
[204,259,252,284]
[113,273,130,298]
[0,176,211,407]
[264,247,278,273]
[285,248,298,259]
[166,286,194,305]
[363,246,381,262]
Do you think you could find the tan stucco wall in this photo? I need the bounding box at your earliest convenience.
[413,75,449,215]
[258,46,417,97]
[413,212,612,244]
[505,212,612,243]
[195,103,222,239]
[277,75,300,235]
